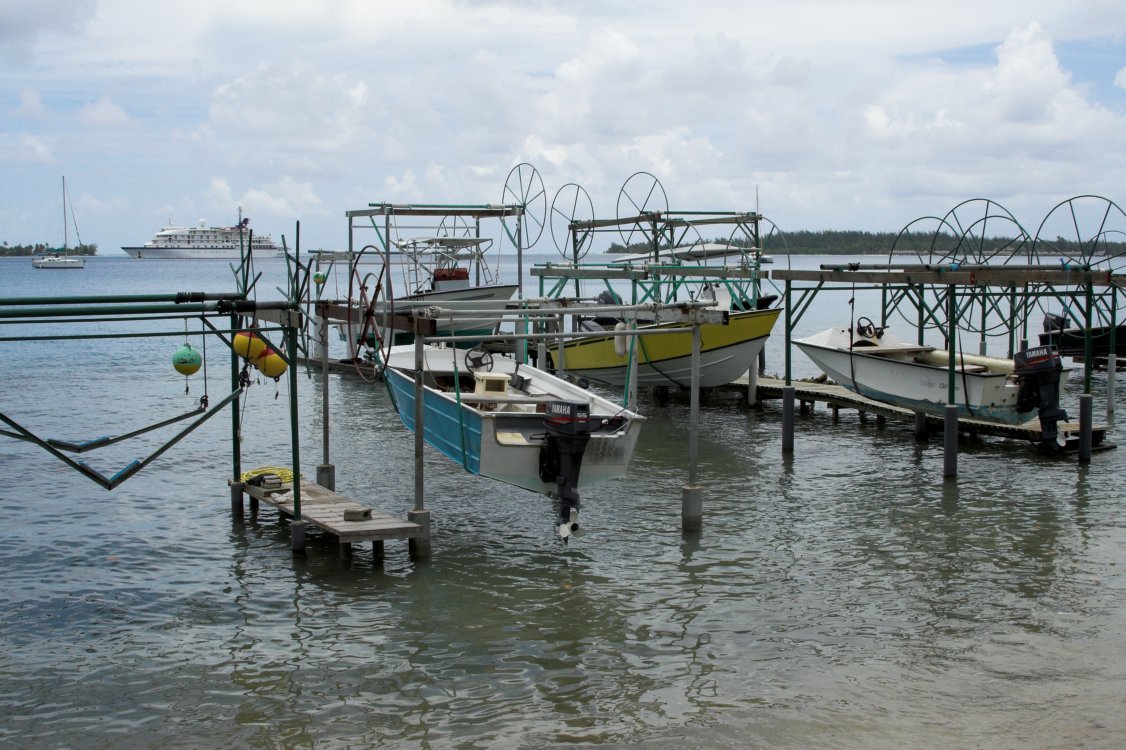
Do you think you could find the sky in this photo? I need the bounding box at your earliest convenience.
[3,0,1126,257]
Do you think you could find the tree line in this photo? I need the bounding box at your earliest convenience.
[607,230,1126,257]
[1,242,98,257]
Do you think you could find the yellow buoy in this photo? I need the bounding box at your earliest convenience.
[233,330,267,361]
[172,343,202,376]
[256,348,288,379]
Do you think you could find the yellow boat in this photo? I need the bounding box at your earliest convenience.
[555,307,781,388]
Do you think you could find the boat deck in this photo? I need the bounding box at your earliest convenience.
[242,478,421,557]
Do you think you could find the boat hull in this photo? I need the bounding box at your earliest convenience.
[1039,323,1126,358]
[121,245,283,260]
[384,354,643,495]
[795,328,1035,424]
[392,284,519,343]
[32,256,85,269]
[556,308,781,388]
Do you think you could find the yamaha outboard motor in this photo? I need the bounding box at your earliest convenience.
[1014,345,1068,452]
[539,400,592,541]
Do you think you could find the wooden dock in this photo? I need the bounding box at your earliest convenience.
[736,376,1110,447]
[242,478,421,559]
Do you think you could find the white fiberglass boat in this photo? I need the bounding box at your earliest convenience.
[794,318,1068,426]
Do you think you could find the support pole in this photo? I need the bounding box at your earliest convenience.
[782,386,795,452]
[682,320,703,532]
[943,404,958,479]
[914,411,928,442]
[1079,393,1093,463]
[409,510,432,559]
[318,310,335,491]
[413,331,425,513]
[782,280,795,453]
[627,323,639,411]
[286,319,304,553]
[410,324,432,559]
[230,480,244,516]
[943,286,958,480]
[230,310,243,512]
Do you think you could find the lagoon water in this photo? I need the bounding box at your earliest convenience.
[2,253,1125,749]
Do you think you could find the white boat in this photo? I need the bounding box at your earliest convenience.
[32,177,86,270]
[794,319,1067,425]
[345,237,518,359]
[32,254,85,269]
[382,344,645,539]
[122,213,282,259]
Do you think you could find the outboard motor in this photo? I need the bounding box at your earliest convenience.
[1014,345,1068,452]
[538,400,592,541]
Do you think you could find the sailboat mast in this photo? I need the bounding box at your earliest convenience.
[62,176,68,251]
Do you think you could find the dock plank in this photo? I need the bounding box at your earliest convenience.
[243,478,421,544]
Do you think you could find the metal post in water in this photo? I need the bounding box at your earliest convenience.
[1079,393,1093,462]
[409,324,432,558]
[681,320,703,532]
[914,411,928,442]
[782,280,795,453]
[230,481,244,516]
[1108,355,1117,419]
[627,323,639,410]
[1108,291,1117,419]
[943,286,959,480]
[943,404,958,478]
[317,310,335,491]
[286,318,305,553]
[782,386,795,452]
[230,310,243,516]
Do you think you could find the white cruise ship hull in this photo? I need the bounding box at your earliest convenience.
[121,246,283,260]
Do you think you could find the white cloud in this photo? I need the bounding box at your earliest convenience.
[238,176,325,219]
[78,96,130,127]
[1116,66,1126,90]
[0,0,96,64]
[0,134,55,164]
[202,175,323,221]
[17,89,48,117]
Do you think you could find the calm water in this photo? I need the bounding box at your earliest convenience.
[2,254,1125,749]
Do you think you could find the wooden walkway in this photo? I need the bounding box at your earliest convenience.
[732,376,1111,447]
[242,478,421,558]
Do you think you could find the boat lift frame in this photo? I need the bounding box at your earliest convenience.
[547,209,779,313]
[771,264,1123,474]
[0,240,330,555]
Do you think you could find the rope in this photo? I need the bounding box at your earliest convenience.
[240,465,295,483]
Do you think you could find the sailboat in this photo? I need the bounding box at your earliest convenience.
[32,177,86,269]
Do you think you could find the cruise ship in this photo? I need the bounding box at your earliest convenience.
[121,216,284,259]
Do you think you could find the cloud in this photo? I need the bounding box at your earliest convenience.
[78,96,130,127]
[0,134,55,164]
[16,89,48,117]
[1116,66,1126,90]
[0,0,96,64]
[205,175,324,220]
[200,61,372,168]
